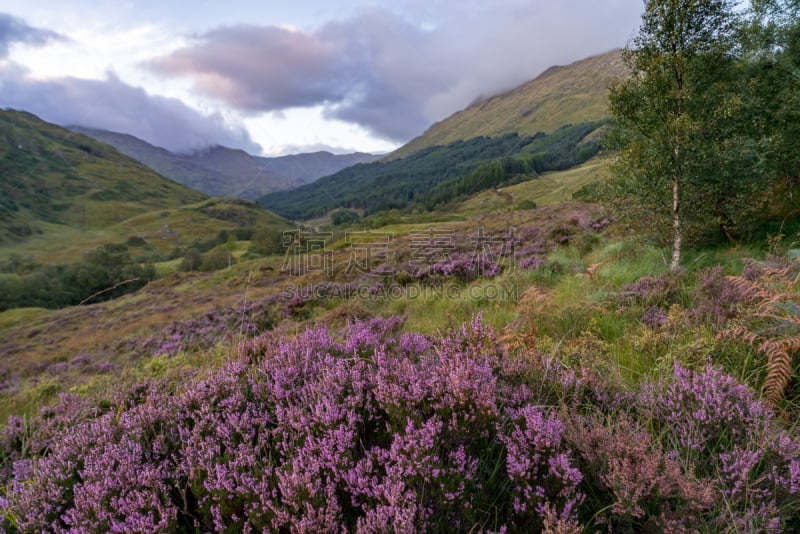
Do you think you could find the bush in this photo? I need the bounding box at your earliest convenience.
[3,317,798,532]
[515,199,537,211]
[331,208,360,226]
[199,247,233,271]
[179,248,202,272]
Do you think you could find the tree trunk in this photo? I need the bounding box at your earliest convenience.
[671,46,684,272]
[671,173,682,271]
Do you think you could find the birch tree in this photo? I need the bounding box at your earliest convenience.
[608,0,741,270]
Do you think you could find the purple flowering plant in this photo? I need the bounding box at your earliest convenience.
[2,314,798,532]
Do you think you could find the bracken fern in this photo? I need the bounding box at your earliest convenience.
[720,258,800,410]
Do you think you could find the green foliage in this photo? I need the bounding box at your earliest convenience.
[180,248,203,272]
[606,0,767,270]
[743,0,800,189]
[0,243,155,310]
[0,109,206,245]
[199,247,234,271]
[260,122,605,219]
[330,208,360,226]
[250,227,285,256]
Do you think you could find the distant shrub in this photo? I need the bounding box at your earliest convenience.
[179,248,202,272]
[199,247,233,271]
[515,199,537,210]
[331,208,360,226]
[250,227,285,256]
[126,235,147,247]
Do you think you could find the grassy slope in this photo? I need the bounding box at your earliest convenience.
[0,158,729,409]
[390,50,625,160]
[1,197,293,264]
[0,194,780,421]
[452,156,608,216]
[0,111,292,263]
[0,109,205,240]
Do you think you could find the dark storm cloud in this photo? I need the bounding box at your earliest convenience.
[147,1,641,142]
[0,67,262,154]
[0,13,66,57]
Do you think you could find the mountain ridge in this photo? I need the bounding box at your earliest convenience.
[388,49,625,160]
[259,50,625,219]
[71,127,380,200]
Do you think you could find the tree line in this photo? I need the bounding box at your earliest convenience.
[260,122,605,220]
[0,227,287,311]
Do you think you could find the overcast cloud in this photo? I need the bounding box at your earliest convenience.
[0,1,642,154]
[149,1,640,141]
[0,66,262,153]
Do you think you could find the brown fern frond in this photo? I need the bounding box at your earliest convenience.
[516,285,549,313]
[724,275,765,300]
[781,336,800,354]
[763,346,793,409]
[760,265,789,280]
[717,324,760,346]
[575,260,609,280]
[723,260,800,410]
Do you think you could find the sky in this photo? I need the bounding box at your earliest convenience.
[0,1,643,156]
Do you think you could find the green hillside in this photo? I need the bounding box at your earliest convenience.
[452,157,609,216]
[389,50,625,160]
[260,122,604,220]
[0,110,293,264]
[0,109,207,244]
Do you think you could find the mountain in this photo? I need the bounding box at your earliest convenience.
[0,109,206,245]
[69,127,294,199]
[0,110,292,263]
[261,151,380,184]
[259,51,625,220]
[389,49,625,160]
[260,122,604,220]
[72,127,379,199]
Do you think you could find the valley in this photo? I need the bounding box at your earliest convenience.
[1,1,800,529]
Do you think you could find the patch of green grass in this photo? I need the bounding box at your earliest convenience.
[454,158,609,216]
[0,308,50,330]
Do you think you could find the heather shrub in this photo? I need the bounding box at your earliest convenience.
[498,406,583,527]
[2,316,798,532]
[686,265,746,327]
[135,299,279,358]
[642,363,774,464]
[568,414,714,532]
[641,363,800,530]
[619,269,685,309]
[11,391,182,532]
